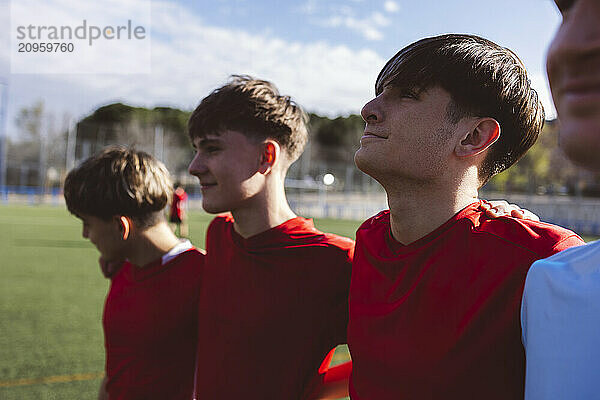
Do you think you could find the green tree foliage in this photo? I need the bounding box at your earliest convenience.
[309,113,363,148]
[9,101,69,188]
[308,113,364,162]
[484,119,587,195]
[15,100,44,142]
[79,103,191,147]
[74,103,600,196]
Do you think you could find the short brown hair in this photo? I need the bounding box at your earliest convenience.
[376,34,545,185]
[64,146,172,227]
[188,75,308,162]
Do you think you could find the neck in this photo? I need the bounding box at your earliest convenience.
[386,171,479,245]
[127,222,181,267]
[231,174,297,238]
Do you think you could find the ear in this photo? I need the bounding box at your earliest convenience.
[455,118,500,157]
[117,216,131,240]
[258,140,280,174]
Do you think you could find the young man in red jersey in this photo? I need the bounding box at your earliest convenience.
[345,34,585,400]
[187,75,354,400]
[64,146,204,400]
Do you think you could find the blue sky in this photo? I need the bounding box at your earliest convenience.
[0,0,561,137]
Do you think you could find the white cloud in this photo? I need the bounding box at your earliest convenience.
[371,12,390,27]
[318,9,390,41]
[299,2,394,41]
[384,0,400,13]
[142,2,384,112]
[321,15,383,40]
[297,0,318,15]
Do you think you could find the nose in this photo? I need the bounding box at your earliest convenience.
[188,152,207,176]
[548,0,600,62]
[361,97,382,124]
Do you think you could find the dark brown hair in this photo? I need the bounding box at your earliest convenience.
[188,75,308,162]
[64,146,172,227]
[376,34,545,185]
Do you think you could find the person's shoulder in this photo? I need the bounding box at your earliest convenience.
[315,232,355,264]
[182,246,206,260]
[164,241,205,263]
[357,210,390,233]
[530,239,600,272]
[525,241,600,305]
[292,220,354,259]
[320,231,355,251]
[476,216,584,257]
[165,246,205,282]
[274,218,354,264]
[207,213,233,232]
[178,248,206,276]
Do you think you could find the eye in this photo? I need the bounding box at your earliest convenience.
[394,88,418,100]
[205,146,221,153]
[400,90,418,99]
[386,84,418,99]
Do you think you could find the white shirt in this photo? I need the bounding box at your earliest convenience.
[521,240,600,400]
[161,239,194,265]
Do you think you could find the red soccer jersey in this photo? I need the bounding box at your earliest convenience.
[103,247,204,400]
[194,215,354,400]
[348,201,584,400]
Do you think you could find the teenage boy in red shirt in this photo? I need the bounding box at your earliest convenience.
[64,147,204,400]
[187,76,354,399]
[345,34,584,399]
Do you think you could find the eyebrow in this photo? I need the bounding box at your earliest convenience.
[193,137,222,150]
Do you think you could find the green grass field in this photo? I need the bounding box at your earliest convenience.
[2,204,597,399]
[0,205,358,399]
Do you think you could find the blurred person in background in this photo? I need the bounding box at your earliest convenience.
[169,182,189,237]
[521,1,600,398]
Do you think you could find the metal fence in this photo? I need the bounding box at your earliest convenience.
[2,186,600,236]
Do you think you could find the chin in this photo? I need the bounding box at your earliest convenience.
[354,147,372,174]
[354,147,384,181]
[201,200,230,215]
[559,120,600,171]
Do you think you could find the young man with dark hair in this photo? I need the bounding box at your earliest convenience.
[521,1,600,398]
[187,75,354,399]
[346,34,584,399]
[64,146,204,400]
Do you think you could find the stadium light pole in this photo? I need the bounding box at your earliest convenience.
[318,173,335,218]
[65,118,76,172]
[0,80,8,197]
[38,113,48,198]
[154,124,164,161]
